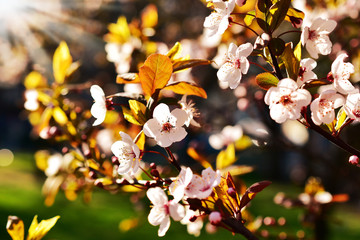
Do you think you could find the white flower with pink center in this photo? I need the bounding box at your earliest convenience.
[169,167,193,202]
[111,132,140,175]
[344,91,360,121]
[180,206,203,237]
[143,103,188,148]
[331,53,356,94]
[203,0,235,37]
[185,167,221,199]
[264,78,312,124]
[90,85,107,126]
[301,17,337,59]
[310,90,344,125]
[147,187,185,237]
[217,42,253,89]
[297,58,318,86]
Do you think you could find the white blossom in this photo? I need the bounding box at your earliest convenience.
[143,103,188,147]
[90,85,107,126]
[301,17,337,58]
[169,167,193,202]
[264,78,312,123]
[344,91,360,121]
[180,206,203,237]
[203,0,235,37]
[185,167,221,199]
[178,95,200,127]
[331,53,356,94]
[147,187,185,237]
[217,42,253,89]
[297,58,317,86]
[209,125,243,150]
[310,90,344,125]
[111,132,140,175]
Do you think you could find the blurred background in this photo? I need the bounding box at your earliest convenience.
[1,0,360,239]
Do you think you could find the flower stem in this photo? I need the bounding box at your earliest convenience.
[277,30,302,38]
[229,18,259,37]
[249,61,272,73]
[165,147,181,171]
[268,47,283,79]
[302,109,360,157]
[222,218,259,240]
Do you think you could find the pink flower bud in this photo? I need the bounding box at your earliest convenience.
[349,155,359,165]
[209,211,222,225]
[236,0,247,6]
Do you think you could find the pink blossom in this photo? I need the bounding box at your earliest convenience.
[297,58,317,86]
[209,211,222,225]
[310,90,344,125]
[264,78,312,123]
[185,167,221,199]
[301,18,337,58]
[143,103,188,147]
[344,91,360,121]
[147,187,185,237]
[203,0,235,37]
[331,53,356,94]
[217,42,253,89]
[111,132,140,175]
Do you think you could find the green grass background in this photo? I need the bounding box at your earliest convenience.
[1,152,359,239]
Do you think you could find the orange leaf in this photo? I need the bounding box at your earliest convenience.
[163,82,207,98]
[116,73,140,84]
[139,54,173,96]
[141,4,158,29]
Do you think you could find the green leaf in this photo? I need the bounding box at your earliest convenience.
[255,72,279,90]
[121,106,142,125]
[129,100,147,125]
[335,107,348,131]
[281,42,299,80]
[268,0,291,33]
[244,10,256,26]
[268,38,285,56]
[172,59,212,72]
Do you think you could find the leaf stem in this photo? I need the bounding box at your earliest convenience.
[229,18,259,37]
[277,30,302,38]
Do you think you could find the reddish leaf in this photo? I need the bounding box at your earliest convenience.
[239,180,271,210]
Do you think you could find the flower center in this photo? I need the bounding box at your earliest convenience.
[234,58,241,69]
[352,108,360,118]
[161,122,174,133]
[278,95,293,105]
[298,67,306,79]
[308,30,317,40]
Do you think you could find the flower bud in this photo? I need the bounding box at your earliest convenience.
[112,156,120,166]
[327,72,334,82]
[236,0,247,7]
[150,169,160,178]
[189,215,197,222]
[150,162,157,169]
[349,155,359,166]
[209,211,222,225]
